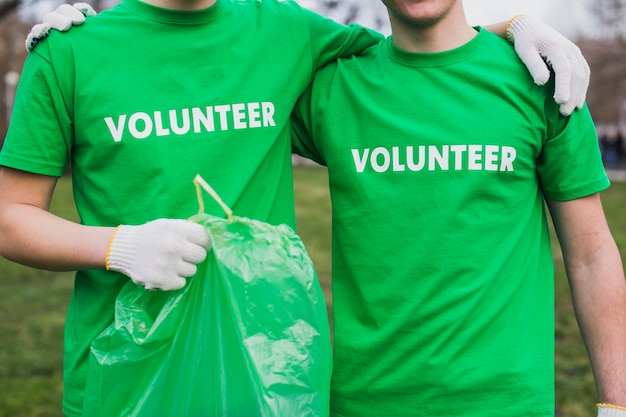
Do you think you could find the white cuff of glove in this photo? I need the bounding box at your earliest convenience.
[598,405,626,417]
[106,219,210,291]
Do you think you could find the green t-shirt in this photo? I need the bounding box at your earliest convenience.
[0,0,381,415]
[292,29,609,417]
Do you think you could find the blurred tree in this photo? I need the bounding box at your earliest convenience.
[0,0,19,18]
[2,0,625,132]
[582,0,626,123]
[302,0,389,33]
[0,0,27,143]
[0,0,118,144]
[588,0,626,41]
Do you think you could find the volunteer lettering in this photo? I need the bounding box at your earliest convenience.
[104,101,276,142]
[352,145,516,173]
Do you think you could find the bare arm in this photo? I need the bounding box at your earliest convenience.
[547,193,626,406]
[0,167,113,271]
[483,21,508,39]
[0,167,209,290]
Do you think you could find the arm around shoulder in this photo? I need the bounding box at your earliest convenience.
[484,14,590,115]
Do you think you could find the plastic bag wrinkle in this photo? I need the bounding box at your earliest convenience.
[83,213,331,417]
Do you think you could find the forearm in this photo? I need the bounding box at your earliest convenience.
[548,194,626,406]
[0,167,209,291]
[567,241,626,405]
[482,21,508,39]
[0,202,113,271]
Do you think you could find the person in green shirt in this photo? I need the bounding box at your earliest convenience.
[1,2,384,414]
[291,1,626,416]
[0,0,595,415]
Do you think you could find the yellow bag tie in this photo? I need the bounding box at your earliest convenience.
[193,174,234,222]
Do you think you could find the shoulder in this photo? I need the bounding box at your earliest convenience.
[475,28,558,100]
[308,40,381,97]
[232,0,305,14]
[324,38,385,75]
[30,3,128,54]
[231,0,334,25]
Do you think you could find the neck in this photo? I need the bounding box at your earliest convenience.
[388,4,477,53]
[140,0,217,11]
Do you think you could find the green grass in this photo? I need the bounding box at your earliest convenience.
[0,177,77,417]
[293,166,333,303]
[0,167,624,417]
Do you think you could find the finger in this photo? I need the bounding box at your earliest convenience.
[148,274,186,291]
[559,101,575,117]
[165,276,187,291]
[42,10,73,31]
[177,260,198,279]
[516,45,551,85]
[182,242,208,264]
[56,3,87,24]
[570,54,590,111]
[25,23,51,51]
[544,47,572,105]
[184,222,210,248]
[556,48,589,116]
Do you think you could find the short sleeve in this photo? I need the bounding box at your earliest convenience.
[537,104,609,201]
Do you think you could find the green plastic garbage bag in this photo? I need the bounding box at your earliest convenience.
[82,185,331,416]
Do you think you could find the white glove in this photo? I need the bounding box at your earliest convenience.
[598,404,626,417]
[507,15,590,116]
[106,219,210,291]
[25,3,97,52]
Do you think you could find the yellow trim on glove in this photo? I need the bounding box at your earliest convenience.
[505,14,524,42]
[105,225,122,270]
[598,404,626,411]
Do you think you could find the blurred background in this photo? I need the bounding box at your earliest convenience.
[0,1,624,416]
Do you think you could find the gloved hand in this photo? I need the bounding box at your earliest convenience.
[598,404,626,417]
[106,219,210,291]
[25,2,96,52]
[507,14,590,116]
